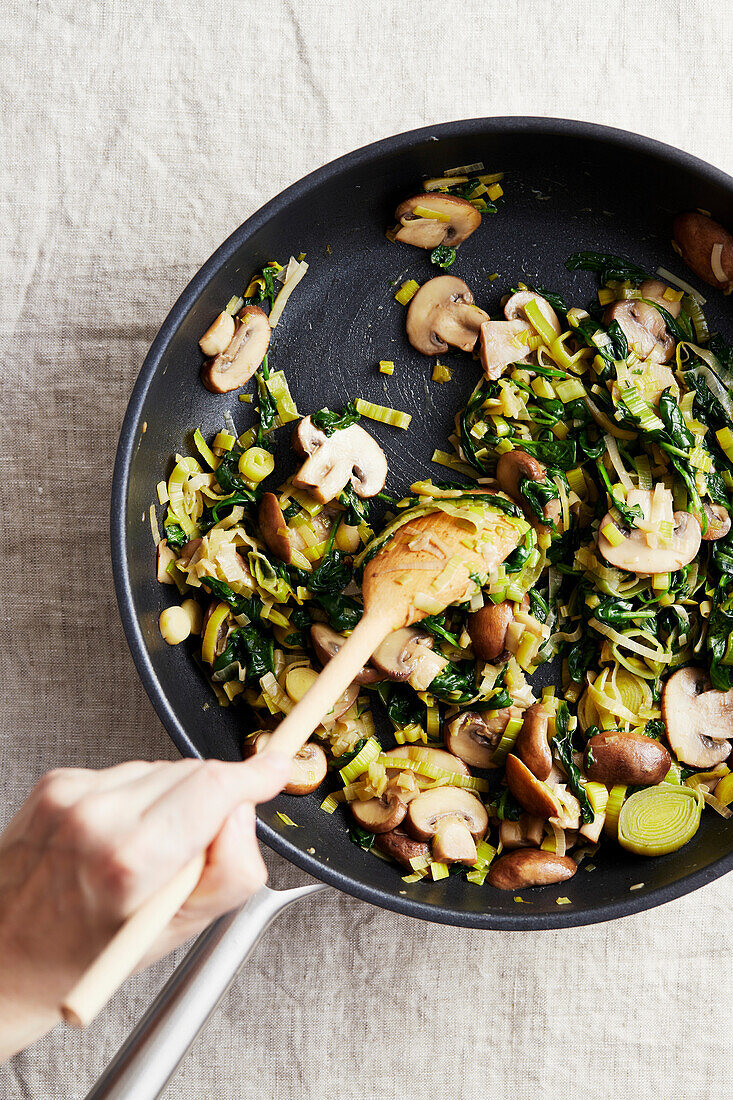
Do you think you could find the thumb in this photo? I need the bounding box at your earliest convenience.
[240,751,292,804]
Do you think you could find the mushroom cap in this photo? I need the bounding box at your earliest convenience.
[503,290,562,335]
[514,702,552,781]
[661,667,733,767]
[309,622,384,684]
[496,449,560,527]
[443,709,509,769]
[466,600,513,660]
[487,849,577,891]
[201,305,271,393]
[247,732,327,795]
[405,786,488,840]
[374,827,431,870]
[673,212,733,291]
[292,422,388,504]
[498,813,545,850]
[258,493,292,564]
[291,415,329,457]
[478,319,533,380]
[350,789,407,833]
[597,508,701,575]
[701,502,731,541]
[639,279,682,319]
[505,753,563,818]
[319,682,361,727]
[583,731,671,786]
[603,299,675,363]
[394,193,481,248]
[406,275,488,356]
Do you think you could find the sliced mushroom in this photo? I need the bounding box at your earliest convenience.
[199,310,236,357]
[496,449,561,527]
[309,622,384,684]
[503,290,562,334]
[375,827,431,871]
[597,508,701,574]
[638,279,683,319]
[661,667,733,767]
[350,789,407,833]
[405,787,488,865]
[201,305,271,393]
[371,626,448,691]
[515,703,552,781]
[259,493,293,564]
[157,539,176,584]
[406,275,489,356]
[291,416,328,457]
[487,849,577,891]
[467,594,529,660]
[393,194,481,248]
[584,731,671,786]
[604,297,675,364]
[246,732,327,795]
[178,537,203,564]
[443,709,511,769]
[498,814,545,850]
[505,753,563,819]
[701,502,731,541]
[478,319,533,380]
[292,419,388,504]
[320,682,361,727]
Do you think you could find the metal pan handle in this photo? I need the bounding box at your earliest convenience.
[84,881,327,1100]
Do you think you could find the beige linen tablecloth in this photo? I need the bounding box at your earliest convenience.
[1,2,732,1097]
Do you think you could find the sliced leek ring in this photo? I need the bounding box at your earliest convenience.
[618,785,703,857]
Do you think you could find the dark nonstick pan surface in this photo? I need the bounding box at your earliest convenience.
[112,117,733,929]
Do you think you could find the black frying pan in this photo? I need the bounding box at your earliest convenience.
[112,117,733,933]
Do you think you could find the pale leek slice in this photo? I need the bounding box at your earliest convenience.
[618,786,703,857]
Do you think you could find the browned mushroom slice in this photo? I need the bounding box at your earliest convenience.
[443,709,511,769]
[514,703,552,781]
[309,623,384,685]
[370,627,448,691]
[701,502,731,541]
[320,682,361,728]
[597,509,700,575]
[199,311,236,357]
[661,667,733,767]
[466,594,529,660]
[246,732,328,795]
[487,849,577,891]
[350,789,407,833]
[406,787,488,865]
[291,415,328,457]
[292,419,388,504]
[604,296,675,364]
[496,449,561,528]
[478,319,533,380]
[503,290,562,335]
[392,193,482,249]
[406,276,488,356]
[375,828,431,870]
[505,753,563,819]
[201,305,271,393]
[258,492,293,563]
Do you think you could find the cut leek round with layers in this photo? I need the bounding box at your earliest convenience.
[618,786,704,856]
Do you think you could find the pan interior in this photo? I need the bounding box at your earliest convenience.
[115,119,733,928]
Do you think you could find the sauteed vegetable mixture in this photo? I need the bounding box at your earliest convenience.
[152,168,733,894]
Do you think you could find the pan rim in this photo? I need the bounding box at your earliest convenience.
[111,115,733,929]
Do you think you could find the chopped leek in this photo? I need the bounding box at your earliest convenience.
[617,786,703,856]
[354,397,412,430]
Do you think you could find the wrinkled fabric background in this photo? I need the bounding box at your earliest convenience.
[1,1,732,1097]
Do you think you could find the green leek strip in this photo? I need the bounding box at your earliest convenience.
[617,786,703,856]
[320,791,344,814]
[276,812,299,827]
[523,298,558,345]
[431,449,480,479]
[265,370,300,423]
[466,868,488,886]
[339,737,381,783]
[376,753,489,792]
[430,861,450,880]
[193,429,218,470]
[588,620,672,664]
[354,397,411,430]
[490,715,523,765]
[268,259,308,328]
[604,785,627,838]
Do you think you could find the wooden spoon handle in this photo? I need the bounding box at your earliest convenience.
[61,852,207,1028]
[264,610,392,760]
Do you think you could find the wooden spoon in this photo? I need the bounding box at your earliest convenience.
[264,505,521,760]
[61,504,519,1026]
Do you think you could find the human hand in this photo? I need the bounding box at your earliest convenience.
[0,753,291,1060]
